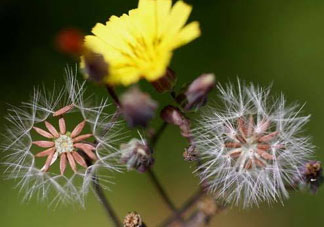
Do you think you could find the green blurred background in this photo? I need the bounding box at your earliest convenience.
[0,0,323,226]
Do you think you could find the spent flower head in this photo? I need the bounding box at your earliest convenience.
[193,80,314,207]
[1,68,125,206]
[120,133,153,173]
[297,160,323,194]
[123,212,145,227]
[82,0,200,86]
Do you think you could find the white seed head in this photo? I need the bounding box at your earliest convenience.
[1,67,125,207]
[193,80,314,208]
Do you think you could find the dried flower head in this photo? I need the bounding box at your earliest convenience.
[123,212,144,227]
[183,145,198,162]
[298,160,323,193]
[120,87,157,128]
[82,0,200,86]
[1,68,124,206]
[193,80,313,207]
[160,105,192,139]
[120,135,153,173]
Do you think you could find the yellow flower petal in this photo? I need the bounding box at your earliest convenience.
[173,21,201,48]
[82,0,201,86]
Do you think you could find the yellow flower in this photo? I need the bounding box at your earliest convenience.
[82,0,201,86]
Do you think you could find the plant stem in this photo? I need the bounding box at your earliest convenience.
[92,175,122,227]
[149,122,168,149]
[147,168,177,212]
[104,85,178,222]
[147,122,178,212]
[159,189,205,227]
[106,85,121,106]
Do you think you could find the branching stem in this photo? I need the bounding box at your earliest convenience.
[159,189,205,227]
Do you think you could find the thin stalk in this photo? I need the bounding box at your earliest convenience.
[147,168,177,212]
[149,122,168,149]
[83,154,122,227]
[92,176,122,227]
[147,122,178,212]
[104,85,179,222]
[106,85,121,106]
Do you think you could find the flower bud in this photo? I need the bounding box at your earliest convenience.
[120,138,154,173]
[82,51,109,84]
[298,160,323,193]
[123,212,146,227]
[120,87,158,128]
[160,105,192,140]
[160,105,184,126]
[151,68,177,93]
[177,73,215,111]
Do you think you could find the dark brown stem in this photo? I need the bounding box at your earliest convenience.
[92,176,122,227]
[184,203,227,227]
[149,122,168,150]
[147,122,178,213]
[159,189,205,227]
[104,84,177,221]
[83,155,122,227]
[147,168,177,212]
[106,85,121,107]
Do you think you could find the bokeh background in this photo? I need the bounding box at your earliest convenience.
[1,0,324,226]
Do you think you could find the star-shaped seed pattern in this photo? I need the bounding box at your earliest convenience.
[224,116,282,170]
[32,105,97,175]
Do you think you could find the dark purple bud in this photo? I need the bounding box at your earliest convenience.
[151,68,176,93]
[120,138,154,173]
[82,51,109,83]
[177,73,215,111]
[121,87,158,128]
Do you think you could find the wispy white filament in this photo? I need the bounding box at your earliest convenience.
[193,80,314,208]
[1,67,125,207]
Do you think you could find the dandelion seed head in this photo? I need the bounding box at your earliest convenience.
[193,80,314,208]
[1,67,124,207]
